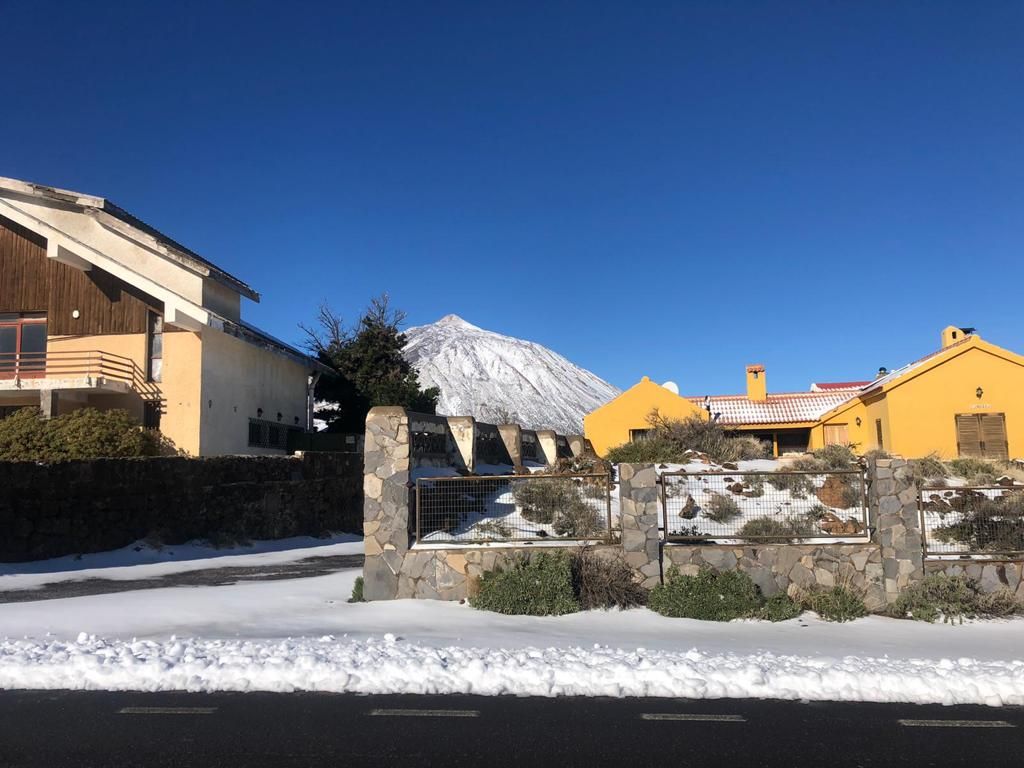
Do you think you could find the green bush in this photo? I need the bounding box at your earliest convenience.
[946,457,999,485]
[349,576,365,603]
[0,407,174,462]
[767,472,816,499]
[648,567,762,621]
[908,452,949,488]
[470,552,580,616]
[806,586,867,622]
[703,492,741,524]
[570,549,647,610]
[737,515,816,541]
[933,492,1024,553]
[552,503,601,538]
[811,444,859,470]
[888,574,1021,624]
[605,413,768,465]
[513,477,587,526]
[758,592,803,621]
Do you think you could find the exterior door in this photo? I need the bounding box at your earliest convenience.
[956,413,1008,460]
[823,423,849,446]
[0,313,47,378]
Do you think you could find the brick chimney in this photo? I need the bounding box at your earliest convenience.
[746,364,767,402]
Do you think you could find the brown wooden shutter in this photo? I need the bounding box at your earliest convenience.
[875,419,883,450]
[956,414,983,457]
[979,413,1008,460]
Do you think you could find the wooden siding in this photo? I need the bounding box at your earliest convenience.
[0,215,163,335]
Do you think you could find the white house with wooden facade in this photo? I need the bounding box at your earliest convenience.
[0,176,327,455]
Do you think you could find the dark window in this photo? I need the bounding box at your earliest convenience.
[0,314,47,378]
[146,312,163,383]
[143,401,162,430]
[629,429,652,442]
[875,419,884,450]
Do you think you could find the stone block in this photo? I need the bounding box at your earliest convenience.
[789,564,816,588]
[363,557,399,601]
[814,568,835,588]
[702,548,737,572]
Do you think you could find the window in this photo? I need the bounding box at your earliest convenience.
[0,313,47,378]
[143,401,162,430]
[629,429,652,442]
[146,312,163,383]
[248,417,302,450]
[875,419,883,450]
[823,424,849,446]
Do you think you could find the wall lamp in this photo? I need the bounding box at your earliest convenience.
[976,387,984,399]
[855,417,862,427]
[257,408,263,418]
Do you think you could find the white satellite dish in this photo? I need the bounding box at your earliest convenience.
[662,380,680,395]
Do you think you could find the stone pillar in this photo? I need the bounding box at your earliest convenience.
[868,455,924,604]
[445,416,475,472]
[497,424,522,468]
[362,407,411,601]
[536,430,558,466]
[618,463,662,588]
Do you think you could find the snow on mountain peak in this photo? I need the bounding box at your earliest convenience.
[403,316,620,434]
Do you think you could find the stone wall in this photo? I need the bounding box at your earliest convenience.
[664,545,886,610]
[363,425,1022,605]
[362,406,597,600]
[925,560,1024,601]
[0,451,362,562]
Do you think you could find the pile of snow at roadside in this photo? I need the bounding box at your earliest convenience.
[2,569,1024,706]
[1,634,1023,705]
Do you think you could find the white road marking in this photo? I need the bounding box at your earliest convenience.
[898,719,1014,728]
[368,708,480,718]
[118,707,217,715]
[641,713,746,722]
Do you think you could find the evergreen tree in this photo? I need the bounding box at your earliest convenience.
[303,295,439,432]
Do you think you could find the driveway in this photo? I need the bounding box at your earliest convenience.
[0,553,364,604]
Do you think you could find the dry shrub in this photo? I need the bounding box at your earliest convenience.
[570,549,647,610]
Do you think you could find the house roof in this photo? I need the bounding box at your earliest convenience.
[0,177,259,301]
[809,381,871,392]
[857,336,975,396]
[688,390,857,426]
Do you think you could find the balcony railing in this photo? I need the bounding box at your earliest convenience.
[0,350,143,389]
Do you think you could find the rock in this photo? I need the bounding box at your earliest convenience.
[679,496,699,519]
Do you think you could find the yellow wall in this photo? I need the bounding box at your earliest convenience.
[198,329,311,455]
[160,331,204,455]
[584,376,704,456]
[883,345,1024,459]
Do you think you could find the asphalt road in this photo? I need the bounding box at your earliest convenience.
[0,691,1021,767]
[0,554,364,604]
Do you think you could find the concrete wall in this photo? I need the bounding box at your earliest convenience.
[198,328,311,456]
[0,451,362,561]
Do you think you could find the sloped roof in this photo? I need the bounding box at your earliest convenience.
[810,381,871,392]
[0,176,258,301]
[858,336,974,396]
[688,391,857,426]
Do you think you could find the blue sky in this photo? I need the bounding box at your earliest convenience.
[2,2,1021,396]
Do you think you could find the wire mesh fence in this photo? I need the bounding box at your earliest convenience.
[660,470,868,543]
[415,473,613,544]
[920,485,1024,557]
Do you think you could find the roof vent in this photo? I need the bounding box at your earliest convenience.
[876,367,888,379]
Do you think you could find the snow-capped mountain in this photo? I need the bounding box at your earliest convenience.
[403,315,620,434]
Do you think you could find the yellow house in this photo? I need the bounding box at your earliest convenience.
[584,376,705,456]
[810,327,1024,460]
[585,326,1024,461]
[0,177,328,456]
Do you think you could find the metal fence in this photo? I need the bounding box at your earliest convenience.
[919,485,1024,558]
[415,473,613,545]
[660,470,869,543]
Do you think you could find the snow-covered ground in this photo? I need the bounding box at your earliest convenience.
[2,565,1024,705]
[0,534,362,593]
